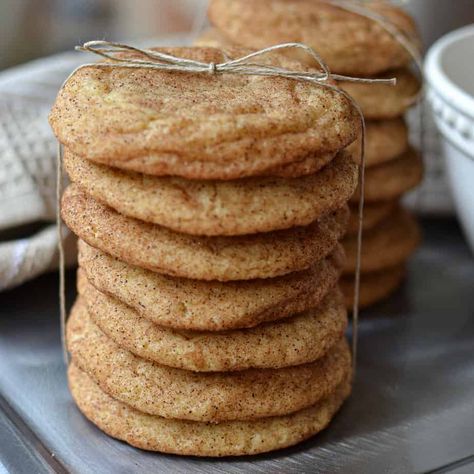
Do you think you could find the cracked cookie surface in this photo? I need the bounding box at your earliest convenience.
[206,1,419,75]
[78,277,348,372]
[67,302,351,422]
[62,186,349,281]
[64,150,357,236]
[78,240,344,331]
[68,363,351,456]
[343,208,420,274]
[50,47,360,179]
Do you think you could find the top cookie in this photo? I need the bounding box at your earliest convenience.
[50,47,360,179]
[207,0,420,75]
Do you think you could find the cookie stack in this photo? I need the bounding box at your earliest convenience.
[50,46,362,456]
[201,0,423,308]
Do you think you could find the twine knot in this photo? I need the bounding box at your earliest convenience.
[208,62,217,74]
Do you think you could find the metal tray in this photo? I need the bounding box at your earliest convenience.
[1,219,473,474]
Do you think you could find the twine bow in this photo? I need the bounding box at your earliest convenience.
[57,40,388,373]
[76,40,397,87]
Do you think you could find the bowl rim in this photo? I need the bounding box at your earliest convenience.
[425,24,474,120]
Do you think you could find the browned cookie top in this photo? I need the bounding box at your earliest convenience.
[50,47,360,179]
[64,149,358,236]
[78,278,348,372]
[78,240,345,331]
[62,185,349,281]
[207,0,420,75]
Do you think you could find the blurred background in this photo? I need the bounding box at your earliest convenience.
[0,0,207,69]
[1,0,473,71]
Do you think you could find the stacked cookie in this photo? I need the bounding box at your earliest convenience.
[50,46,362,456]
[201,0,423,308]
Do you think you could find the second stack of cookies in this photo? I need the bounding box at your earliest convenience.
[202,0,424,308]
[50,46,362,456]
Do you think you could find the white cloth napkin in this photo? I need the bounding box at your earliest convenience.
[0,52,84,291]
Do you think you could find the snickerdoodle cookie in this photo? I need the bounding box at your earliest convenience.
[62,186,349,281]
[339,69,420,120]
[346,201,398,235]
[67,302,351,422]
[341,265,406,309]
[69,363,351,456]
[50,47,360,180]
[78,277,347,372]
[343,208,420,274]
[348,118,408,168]
[351,148,423,203]
[64,150,357,236]
[207,0,419,75]
[78,240,344,331]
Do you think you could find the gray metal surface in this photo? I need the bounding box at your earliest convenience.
[0,219,473,474]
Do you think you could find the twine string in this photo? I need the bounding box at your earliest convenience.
[76,40,396,86]
[352,121,365,370]
[56,142,68,364]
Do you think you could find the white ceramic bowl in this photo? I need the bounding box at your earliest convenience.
[425,25,474,254]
